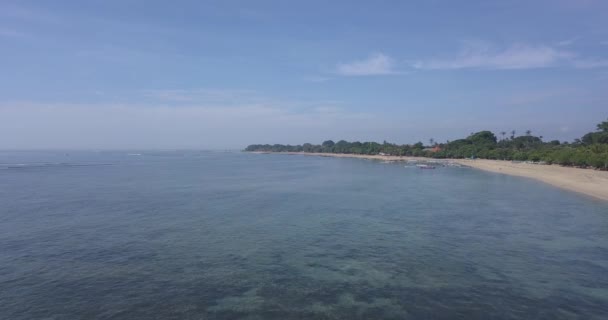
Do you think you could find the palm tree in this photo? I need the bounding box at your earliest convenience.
[429,138,435,146]
[511,130,516,140]
[500,131,506,141]
[523,130,532,148]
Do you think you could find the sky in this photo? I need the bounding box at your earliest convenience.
[1,0,608,149]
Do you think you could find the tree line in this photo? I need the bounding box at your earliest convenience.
[245,119,608,170]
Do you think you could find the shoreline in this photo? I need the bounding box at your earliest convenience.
[250,151,608,202]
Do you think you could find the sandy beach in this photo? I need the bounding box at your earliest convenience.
[252,152,608,202]
[456,159,608,202]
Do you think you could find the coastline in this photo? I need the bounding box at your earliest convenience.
[250,151,608,202]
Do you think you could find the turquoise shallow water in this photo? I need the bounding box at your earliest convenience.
[1,151,608,319]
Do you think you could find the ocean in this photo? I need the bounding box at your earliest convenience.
[1,150,607,319]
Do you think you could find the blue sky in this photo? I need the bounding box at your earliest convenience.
[1,0,607,149]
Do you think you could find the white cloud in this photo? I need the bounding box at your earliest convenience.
[141,88,260,104]
[556,38,578,46]
[413,43,571,70]
[336,53,396,76]
[412,41,608,70]
[302,76,331,83]
[572,59,608,68]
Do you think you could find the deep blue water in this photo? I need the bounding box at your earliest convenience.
[1,151,608,319]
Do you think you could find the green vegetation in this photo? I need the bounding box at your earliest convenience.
[245,119,608,170]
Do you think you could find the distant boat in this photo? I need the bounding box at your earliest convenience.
[417,164,436,169]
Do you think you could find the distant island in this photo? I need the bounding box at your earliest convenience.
[246,118,608,170]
